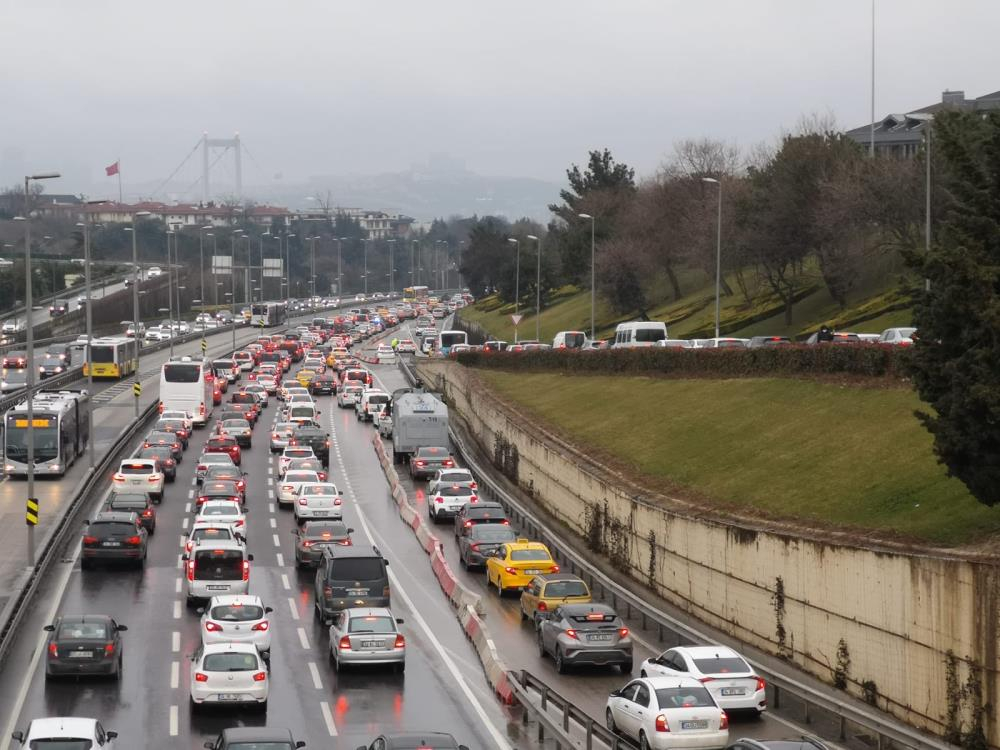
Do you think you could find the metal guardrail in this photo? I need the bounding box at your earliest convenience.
[400,357,956,750]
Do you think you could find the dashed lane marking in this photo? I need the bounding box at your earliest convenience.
[308,661,323,689]
[173,601,181,619]
[320,701,338,736]
[280,573,291,590]
[172,631,180,652]
[170,661,179,689]
[297,626,310,650]
[287,597,299,620]
[276,552,285,567]
[168,705,178,736]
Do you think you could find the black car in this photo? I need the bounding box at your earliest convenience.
[38,356,67,379]
[197,480,244,508]
[155,417,190,448]
[458,523,517,570]
[205,728,305,750]
[143,430,182,461]
[203,465,247,498]
[291,424,330,466]
[138,446,177,482]
[454,501,509,539]
[81,512,148,569]
[315,545,390,620]
[310,373,337,395]
[102,493,157,533]
[48,298,71,316]
[43,614,127,680]
[293,520,353,567]
[45,343,73,363]
[357,733,469,750]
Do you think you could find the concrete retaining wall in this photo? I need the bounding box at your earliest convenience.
[416,360,1000,749]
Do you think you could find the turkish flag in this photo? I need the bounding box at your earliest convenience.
[105,161,119,177]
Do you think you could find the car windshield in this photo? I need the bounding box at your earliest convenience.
[57,622,109,640]
[29,740,94,749]
[654,686,716,708]
[511,549,550,561]
[202,652,258,672]
[348,615,394,633]
[471,526,515,542]
[692,656,751,674]
[544,581,589,597]
[211,604,264,621]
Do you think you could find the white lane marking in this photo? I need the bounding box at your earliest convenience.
[269,502,276,514]
[287,597,300,620]
[276,552,285,567]
[169,705,178,736]
[320,701,338,736]
[281,573,291,590]
[184,502,191,513]
[170,660,179,689]
[181,516,189,530]
[178,535,185,549]
[175,578,182,594]
[308,660,323,689]
[269,517,277,528]
[176,554,184,569]
[272,533,281,547]
[173,601,182,619]
[187,489,194,499]
[297,626,310,650]
[172,631,180,652]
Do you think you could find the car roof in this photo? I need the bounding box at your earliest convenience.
[673,645,743,659]
[202,641,258,654]
[207,594,263,607]
[380,732,459,749]
[508,540,549,551]
[222,727,295,742]
[559,602,615,616]
[343,606,393,618]
[26,717,99,739]
[56,614,113,624]
[92,511,138,523]
[641,675,715,690]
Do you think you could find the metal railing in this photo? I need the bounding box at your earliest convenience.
[401,357,956,750]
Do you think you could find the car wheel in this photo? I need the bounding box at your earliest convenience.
[555,648,568,674]
[520,605,527,621]
[639,731,650,750]
[394,660,405,674]
[258,699,267,713]
[331,649,341,672]
[620,660,633,674]
[459,550,468,570]
[605,708,618,734]
[640,670,647,678]
[81,558,92,571]
[115,655,123,680]
[148,525,155,536]
[536,630,546,657]
[429,506,437,524]
[495,576,504,598]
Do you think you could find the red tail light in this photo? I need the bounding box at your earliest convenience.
[194,672,209,682]
[470,482,477,489]
[443,459,454,467]
[104,642,115,655]
[272,433,279,440]
[434,496,444,504]
[113,472,125,481]
[125,536,141,545]
[297,497,308,506]
[501,519,510,525]
[463,520,473,528]
[618,627,630,638]
[187,560,195,581]
[199,403,206,416]
[720,713,729,730]
[699,676,715,683]
[302,540,313,547]
[252,671,267,681]
[551,565,560,573]
[755,676,767,692]
[564,629,579,640]
[157,402,164,414]
[48,642,58,657]
[504,566,517,575]
[242,560,250,581]
[537,601,547,612]
[469,495,478,502]
[142,509,153,518]
[251,621,269,632]
[82,535,98,545]
[415,460,426,466]
[393,634,405,649]
[339,636,351,650]
[655,714,670,732]
[147,476,159,483]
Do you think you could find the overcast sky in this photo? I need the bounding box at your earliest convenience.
[2,0,998,198]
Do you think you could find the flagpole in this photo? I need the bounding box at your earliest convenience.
[117,158,123,203]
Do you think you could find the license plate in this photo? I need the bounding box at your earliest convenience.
[103,541,121,547]
[524,569,541,575]
[588,633,614,642]
[207,585,229,590]
[346,588,368,596]
[681,721,708,730]
[313,511,329,516]
[217,693,241,701]
[721,687,746,696]
[360,640,385,648]
[68,651,93,658]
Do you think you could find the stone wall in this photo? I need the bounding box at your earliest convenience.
[416,360,999,749]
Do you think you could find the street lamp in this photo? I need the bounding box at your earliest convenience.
[508,237,520,343]
[75,198,106,470]
[701,178,723,339]
[527,234,542,342]
[387,239,396,294]
[166,229,176,356]
[15,170,60,567]
[231,229,244,351]
[123,209,151,419]
[363,239,369,296]
[337,238,348,297]
[198,225,213,308]
[578,213,596,340]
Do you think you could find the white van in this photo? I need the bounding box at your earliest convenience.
[183,538,253,604]
[159,356,214,426]
[287,402,319,426]
[552,331,588,350]
[612,322,668,349]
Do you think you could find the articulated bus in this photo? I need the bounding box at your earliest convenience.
[83,336,138,379]
[250,302,287,328]
[402,286,429,304]
[4,389,91,477]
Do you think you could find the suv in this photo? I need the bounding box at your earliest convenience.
[81,512,149,569]
[291,424,330,466]
[314,545,390,621]
[183,539,254,605]
[49,298,71,316]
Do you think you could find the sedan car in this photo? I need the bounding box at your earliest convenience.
[537,603,632,673]
[270,421,297,453]
[218,419,253,448]
[143,430,182,461]
[285,456,328,482]
[457,523,517,570]
[428,483,478,523]
[195,501,247,532]
[2,350,28,369]
[102,493,157,533]
[11,718,118,749]
[310,372,338,395]
[409,446,455,480]
[190,642,269,712]
[205,435,242,465]
[337,384,364,407]
[204,727,305,750]
[605,676,729,750]
[196,452,237,482]
[454,501,509,539]
[294,481,343,523]
[202,464,246,498]
[197,480,244,508]
[38,356,67,379]
[44,614,128,680]
[293,520,353,567]
[640,646,767,716]
[328,607,405,672]
[81,512,149,569]
[185,521,245,555]
[485,540,559,595]
[198,594,273,659]
[161,409,193,432]
[276,470,320,507]
[396,339,416,354]
[279,446,315,476]
[520,573,592,622]
[241,383,269,406]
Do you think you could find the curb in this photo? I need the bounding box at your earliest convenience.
[371,433,514,705]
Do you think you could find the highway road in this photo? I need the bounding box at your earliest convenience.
[13,276,131,331]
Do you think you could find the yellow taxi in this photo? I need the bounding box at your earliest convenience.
[519,573,592,623]
[295,368,317,387]
[485,539,559,596]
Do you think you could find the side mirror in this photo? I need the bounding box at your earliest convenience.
[117,624,129,632]
[181,553,189,561]
[43,624,54,632]
[247,553,254,562]
[204,742,215,750]
[324,619,333,627]
[396,618,405,624]
[11,731,24,744]
[106,732,118,740]
[265,606,273,613]
[295,742,306,749]
[347,528,355,534]
[610,688,621,698]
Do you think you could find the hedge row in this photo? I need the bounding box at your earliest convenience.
[454,345,911,380]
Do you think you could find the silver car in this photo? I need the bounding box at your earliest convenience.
[270,421,297,453]
[328,607,405,673]
[537,603,633,674]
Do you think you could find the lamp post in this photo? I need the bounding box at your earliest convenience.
[15,171,59,567]
[527,234,542,342]
[284,233,295,300]
[387,239,396,294]
[701,177,723,339]
[199,225,212,308]
[411,240,417,287]
[337,238,347,297]
[578,213,596,340]
[231,229,244,352]
[124,210,151,419]
[210,232,218,307]
[166,229,176,356]
[508,237,520,343]
[363,239,369,296]
[76,198,105,470]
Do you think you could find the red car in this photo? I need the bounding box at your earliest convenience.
[204,435,241,465]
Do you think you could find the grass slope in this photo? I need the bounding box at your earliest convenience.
[480,371,998,546]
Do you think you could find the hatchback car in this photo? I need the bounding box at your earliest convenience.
[202,465,247,498]
[409,446,455,480]
[270,421,297,452]
[81,512,149,569]
[218,419,253,448]
[112,458,164,501]
[605,676,729,750]
[204,727,305,750]
[285,456,328,481]
[328,607,405,672]
[198,594,273,660]
[454,501,509,540]
[143,430,182,461]
[190,642,268,712]
[428,483,478,523]
[429,468,477,495]
[155,417,191,448]
[205,435,242,465]
[293,520,353,567]
[185,521,245,555]
[11,718,118,749]
[457,523,517,570]
[138,446,177,482]
[194,500,247,532]
[102,493,157,533]
[520,573,592,622]
[44,615,128,680]
[197,480,244,508]
[196,452,237,482]
[38,356,67,379]
[337,383,364,407]
[640,645,767,716]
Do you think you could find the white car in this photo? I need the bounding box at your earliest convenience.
[184,520,245,555]
[639,646,766,715]
[112,458,164,501]
[124,321,145,338]
[376,344,396,364]
[276,470,321,507]
[355,389,389,422]
[11,717,117,749]
[241,383,269,406]
[198,594,273,658]
[395,339,416,354]
[195,452,237,483]
[878,327,916,346]
[337,384,364,407]
[147,266,163,278]
[428,468,477,495]
[427,483,478,523]
[234,351,254,371]
[605,676,729,750]
[161,409,194,433]
[257,375,278,394]
[278,446,315,476]
[189,642,268,711]
[270,421,297,453]
[194,500,246,533]
[294,481,343,523]
[303,357,326,371]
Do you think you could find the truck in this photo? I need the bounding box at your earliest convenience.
[390,390,449,464]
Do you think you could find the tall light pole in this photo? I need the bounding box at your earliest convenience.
[411,240,418,287]
[309,236,317,299]
[702,178,723,339]
[210,232,218,307]
[166,229,176,356]
[387,239,396,294]
[15,171,59,567]
[285,233,295,300]
[124,210,151,419]
[231,229,244,352]
[924,128,932,292]
[363,239,369,296]
[527,234,542,342]
[508,237,520,343]
[198,225,212,308]
[76,198,105,470]
[337,238,347,297]
[870,0,876,157]
[578,213,596,339]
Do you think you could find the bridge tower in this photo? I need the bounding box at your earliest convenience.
[201,132,242,204]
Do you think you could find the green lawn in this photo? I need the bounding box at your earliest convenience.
[479,371,997,546]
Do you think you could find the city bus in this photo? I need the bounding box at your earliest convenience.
[159,356,214,426]
[402,286,429,304]
[250,302,287,327]
[437,330,468,355]
[83,336,138,379]
[4,389,91,477]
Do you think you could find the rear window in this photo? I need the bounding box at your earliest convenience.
[163,363,201,382]
[692,656,751,674]
[368,395,389,404]
[203,652,258,672]
[564,332,586,348]
[290,406,314,417]
[471,526,515,542]
[438,486,472,497]
[109,499,146,511]
[634,327,666,343]
[93,521,138,536]
[467,506,505,520]
[654,686,716,709]
[306,522,347,536]
[194,549,244,579]
[285,449,313,458]
[544,580,589,598]
[120,463,154,474]
[211,604,264,621]
[417,447,447,457]
[213,360,235,369]
[329,557,385,581]
[57,621,109,640]
[348,616,394,633]
[302,485,337,496]
[200,506,238,517]
[511,549,550,561]
[192,528,233,542]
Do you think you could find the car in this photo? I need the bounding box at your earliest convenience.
[746,336,792,348]
[81,512,149,569]
[102,492,157,533]
[537,602,633,673]
[409,446,455,480]
[202,465,247,497]
[203,727,305,750]
[315,545,391,619]
[376,405,393,437]
[111,458,164,501]
[310,372,338,395]
[2,350,28,369]
[290,424,331,464]
[454,500,509,538]
[294,481,344,523]
[296,368,318,387]
[427,483,478,523]
[485,539,558,596]
[337,383,364,407]
[194,500,247,532]
[197,594,273,659]
[143,430,182,461]
[160,409,193,432]
[270,421,297,452]
[396,339,416,353]
[1,368,28,393]
[376,344,396,364]
[189,642,268,712]
[185,521,245,554]
[457,523,517,570]
[197,479,244,508]
[155,417,191,448]
[605,676,729,750]
[356,389,390,422]
[147,266,162,277]
[241,382,269,406]
[286,456,328,481]
[257,374,279,394]
[356,733,469,750]
[43,615,128,680]
[184,538,253,603]
[303,356,326,371]
[45,343,74,363]
[279,445,315,476]
[878,327,917,346]
[724,738,829,750]
[38,356,67,378]
[429,468,477,495]
[1,319,26,335]
[327,607,405,672]
[138,446,177,482]
[520,573,592,622]
[212,358,240,383]
[196,452,237,483]
[640,645,767,716]
[218,418,253,448]
[293,520,353,567]
[234,351,254,371]
[205,435,242,465]
[11,718,118,749]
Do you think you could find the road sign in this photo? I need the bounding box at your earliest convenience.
[133,382,142,398]
[511,314,523,326]
[201,338,208,352]
[25,498,38,526]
